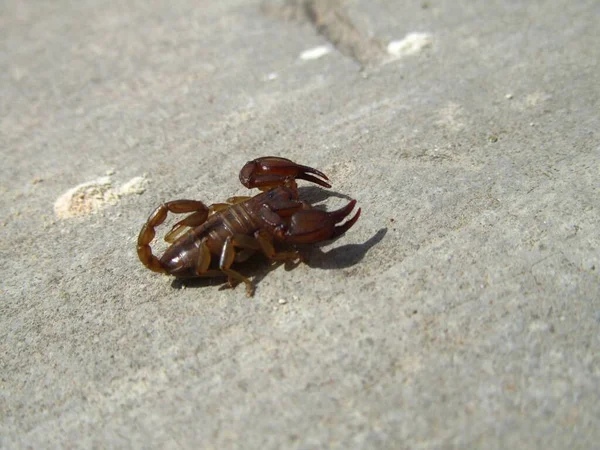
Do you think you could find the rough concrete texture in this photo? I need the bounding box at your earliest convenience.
[2,0,599,448]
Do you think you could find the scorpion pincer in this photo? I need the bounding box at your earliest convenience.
[137,157,361,296]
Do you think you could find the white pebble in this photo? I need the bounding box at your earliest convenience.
[299,45,332,61]
[387,32,432,58]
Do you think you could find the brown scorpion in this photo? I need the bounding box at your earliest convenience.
[137,157,361,295]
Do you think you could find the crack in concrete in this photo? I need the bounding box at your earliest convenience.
[261,0,387,68]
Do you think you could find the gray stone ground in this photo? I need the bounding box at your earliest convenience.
[1,0,599,448]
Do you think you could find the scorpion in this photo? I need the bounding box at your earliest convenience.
[137,156,361,295]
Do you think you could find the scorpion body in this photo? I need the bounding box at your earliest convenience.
[137,157,360,295]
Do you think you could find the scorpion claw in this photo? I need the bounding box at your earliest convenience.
[240,156,331,190]
[280,200,361,244]
[331,200,362,239]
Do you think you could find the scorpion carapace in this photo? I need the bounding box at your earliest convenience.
[137,157,361,296]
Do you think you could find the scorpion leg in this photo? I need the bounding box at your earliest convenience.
[193,240,226,278]
[228,233,297,264]
[138,200,209,273]
[229,234,260,263]
[254,230,302,262]
[165,202,228,243]
[226,233,301,264]
[234,249,255,263]
[209,203,230,214]
[226,196,252,204]
[240,157,331,190]
[194,239,212,274]
[219,236,254,296]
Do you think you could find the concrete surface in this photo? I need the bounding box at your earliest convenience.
[2,0,599,448]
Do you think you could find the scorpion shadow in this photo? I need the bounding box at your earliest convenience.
[297,185,353,204]
[171,228,386,292]
[301,227,386,270]
[296,186,387,269]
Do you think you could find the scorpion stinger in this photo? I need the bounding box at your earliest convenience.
[239,156,332,190]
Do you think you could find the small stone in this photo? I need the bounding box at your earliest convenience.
[299,45,332,61]
[278,298,287,305]
[387,32,432,58]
